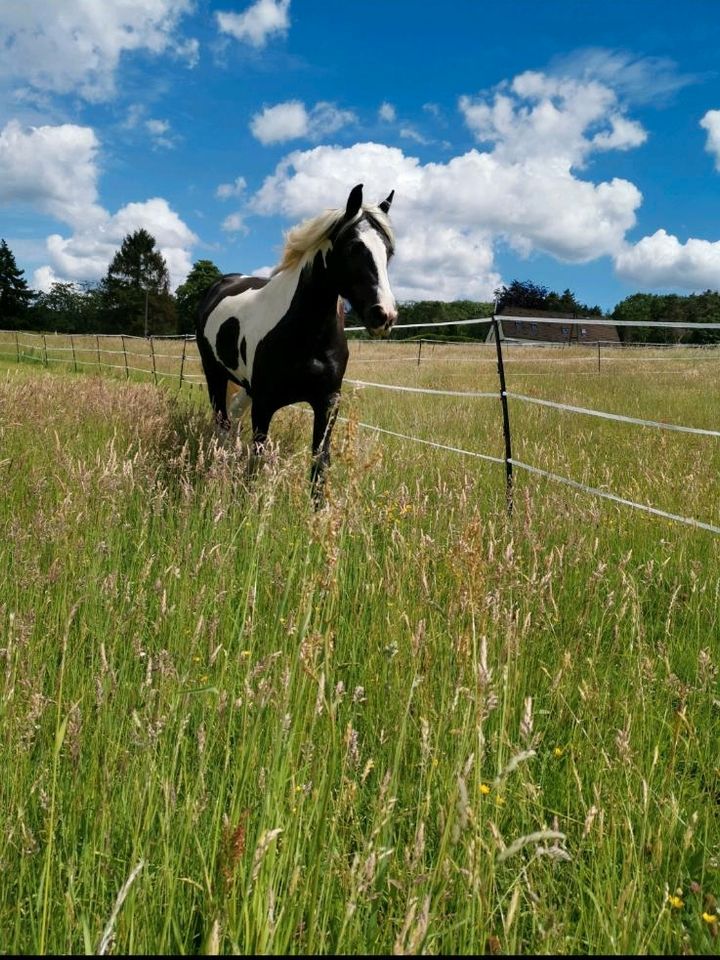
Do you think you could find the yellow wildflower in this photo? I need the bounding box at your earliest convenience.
[553,746,564,758]
[668,894,684,910]
[479,783,491,795]
[702,912,717,923]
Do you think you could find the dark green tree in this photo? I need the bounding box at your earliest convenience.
[0,239,35,328]
[175,259,223,334]
[30,282,101,333]
[99,229,176,335]
[495,279,600,317]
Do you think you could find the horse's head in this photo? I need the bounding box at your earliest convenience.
[330,184,397,337]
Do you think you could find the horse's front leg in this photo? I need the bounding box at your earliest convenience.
[249,403,272,478]
[310,392,341,507]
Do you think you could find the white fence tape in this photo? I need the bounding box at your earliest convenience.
[346,378,496,399]
[505,392,720,438]
[509,459,720,535]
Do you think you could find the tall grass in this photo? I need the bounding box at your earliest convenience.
[0,354,718,955]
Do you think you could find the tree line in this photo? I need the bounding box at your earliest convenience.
[1,233,719,343]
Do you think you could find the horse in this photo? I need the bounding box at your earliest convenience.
[195,183,397,501]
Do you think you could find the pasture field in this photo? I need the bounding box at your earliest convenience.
[1,341,719,955]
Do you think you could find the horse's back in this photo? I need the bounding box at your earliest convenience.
[196,273,270,330]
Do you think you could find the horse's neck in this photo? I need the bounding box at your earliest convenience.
[275,256,339,326]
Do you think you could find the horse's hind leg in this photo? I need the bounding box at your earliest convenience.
[201,360,232,436]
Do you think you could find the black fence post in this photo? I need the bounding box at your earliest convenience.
[96,334,101,370]
[70,334,77,373]
[15,331,20,363]
[121,336,129,380]
[492,312,513,514]
[417,339,423,366]
[42,334,48,367]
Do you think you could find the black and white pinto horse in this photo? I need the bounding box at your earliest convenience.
[196,184,397,500]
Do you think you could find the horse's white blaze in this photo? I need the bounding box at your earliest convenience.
[204,265,304,385]
[358,220,396,318]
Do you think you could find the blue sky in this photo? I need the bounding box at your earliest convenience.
[2,0,720,312]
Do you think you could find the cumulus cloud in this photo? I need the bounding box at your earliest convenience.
[145,118,177,149]
[0,120,103,228]
[0,0,196,101]
[0,120,196,289]
[249,133,642,299]
[250,100,356,145]
[245,65,661,299]
[459,70,647,168]
[216,0,290,48]
[221,212,249,235]
[614,230,720,290]
[700,110,720,171]
[216,176,248,199]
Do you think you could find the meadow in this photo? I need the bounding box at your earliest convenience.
[1,337,719,955]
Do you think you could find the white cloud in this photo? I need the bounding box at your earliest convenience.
[0,1,196,101]
[700,110,720,171]
[145,118,178,149]
[614,230,720,290]
[216,176,248,199]
[46,198,197,290]
[216,0,290,48]
[250,126,643,299]
[251,101,308,144]
[0,120,103,228]
[0,120,196,289]
[221,212,249,235]
[549,48,697,106]
[379,102,396,123]
[459,71,647,168]
[250,100,356,145]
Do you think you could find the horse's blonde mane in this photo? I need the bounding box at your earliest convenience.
[272,203,395,276]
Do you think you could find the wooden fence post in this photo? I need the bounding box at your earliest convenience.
[492,313,513,515]
[96,334,101,370]
[597,339,601,373]
[179,337,187,388]
[15,331,20,363]
[42,334,48,367]
[417,339,423,366]
[149,336,157,386]
[70,334,77,373]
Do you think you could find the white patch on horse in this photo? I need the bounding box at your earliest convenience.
[204,265,304,385]
[357,219,396,319]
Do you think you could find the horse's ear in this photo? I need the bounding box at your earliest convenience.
[344,183,363,221]
[379,190,394,214]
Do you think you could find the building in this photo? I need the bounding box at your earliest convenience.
[487,307,621,344]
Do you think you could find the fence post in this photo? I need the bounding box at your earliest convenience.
[15,331,20,363]
[597,339,601,373]
[492,313,513,514]
[149,336,157,386]
[417,339,423,366]
[42,334,48,367]
[70,334,77,373]
[96,334,101,370]
[121,336,129,380]
[179,337,187,388]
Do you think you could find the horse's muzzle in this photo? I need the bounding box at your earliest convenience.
[365,304,397,338]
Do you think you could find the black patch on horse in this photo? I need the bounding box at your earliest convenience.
[240,336,247,366]
[217,317,240,370]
